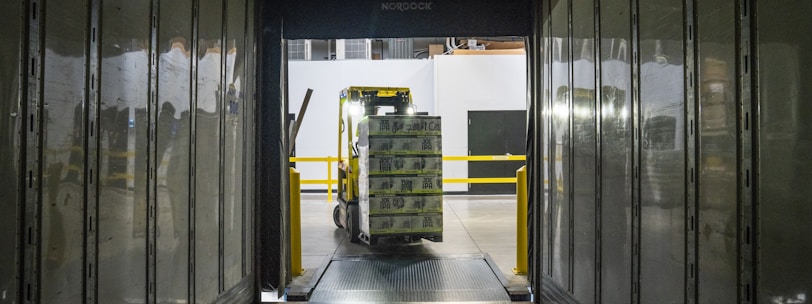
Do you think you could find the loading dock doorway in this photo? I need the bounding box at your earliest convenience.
[257,0,537,300]
[468,110,526,194]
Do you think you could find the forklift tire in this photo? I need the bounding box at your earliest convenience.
[333,205,343,228]
[346,204,360,243]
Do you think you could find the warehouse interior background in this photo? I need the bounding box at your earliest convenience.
[1,0,811,303]
[288,42,527,192]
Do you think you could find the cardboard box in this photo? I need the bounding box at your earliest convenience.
[368,156,442,175]
[369,195,424,214]
[429,44,444,58]
[367,214,416,234]
[368,136,442,155]
[367,176,394,194]
[368,215,393,234]
[475,39,525,50]
[393,136,442,155]
[368,195,443,214]
[368,176,443,195]
[367,116,442,136]
[420,195,443,212]
[390,214,414,233]
[392,176,442,194]
[369,136,441,155]
[368,137,393,152]
[412,213,443,233]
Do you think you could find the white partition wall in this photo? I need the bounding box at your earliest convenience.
[434,55,527,192]
[288,55,527,192]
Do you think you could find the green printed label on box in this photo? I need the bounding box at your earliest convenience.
[368,137,392,152]
[367,177,393,195]
[368,195,442,214]
[369,196,423,214]
[369,176,442,195]
[369,136,442,155]
[412,213,443,233]
[421,195,443,212]
[368,216,393,234]
[368,116,442,136]
[368,156,442,175]
[390,215,414,233]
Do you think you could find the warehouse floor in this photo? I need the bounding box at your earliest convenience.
[282,194,530,302]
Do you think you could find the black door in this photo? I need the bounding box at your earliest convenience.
[468,110,526,194]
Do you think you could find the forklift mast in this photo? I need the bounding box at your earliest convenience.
[337,87,414,202]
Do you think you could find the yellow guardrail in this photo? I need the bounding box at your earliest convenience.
[290,155,528,201]
[291,158,533,277]
[441,155,526,161]
[290,156,340,201]
[444,155,524,185]
[443,177,517,184]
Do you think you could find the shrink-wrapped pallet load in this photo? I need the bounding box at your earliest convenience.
[357,116,443,244]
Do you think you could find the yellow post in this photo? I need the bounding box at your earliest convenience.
[513,165,528,275]
[327,157,333,202]
[346,113,354,200]
[289,167,305,276]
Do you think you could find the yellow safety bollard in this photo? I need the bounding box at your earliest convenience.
[327,158,333,202]
[513,165,528,275]
[289,167,305,276]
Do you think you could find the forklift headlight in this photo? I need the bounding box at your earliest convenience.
[349,103,363,116]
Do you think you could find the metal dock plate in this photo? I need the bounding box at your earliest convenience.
[308,255,512,303]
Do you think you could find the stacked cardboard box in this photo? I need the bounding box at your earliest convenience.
[358,116,443,241]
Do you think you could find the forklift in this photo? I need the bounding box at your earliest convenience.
[332,86,429,243]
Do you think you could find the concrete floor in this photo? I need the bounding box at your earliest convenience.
[290,194,529,296]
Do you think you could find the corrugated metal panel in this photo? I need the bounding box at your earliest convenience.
[40,0,88,301]
[388,38,413,59]
[696,0,738,301]
[0,0,23,302]
[310,257,510,302]
[337,39,370,60]
[96,0,151,301]
[155,0,193,302]
[3,0,258,302]
[757,0,812,302]
[224,0,247,290]
[287,39,311,61]
[529,0,811,303]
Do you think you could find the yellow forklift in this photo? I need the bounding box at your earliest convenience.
[332,86,415,242]
[332,86,443,244]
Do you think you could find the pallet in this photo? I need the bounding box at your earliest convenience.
[360,232,443,245]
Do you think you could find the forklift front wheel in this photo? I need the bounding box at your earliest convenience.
[346,204,360,243]
[333,205,343,228]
